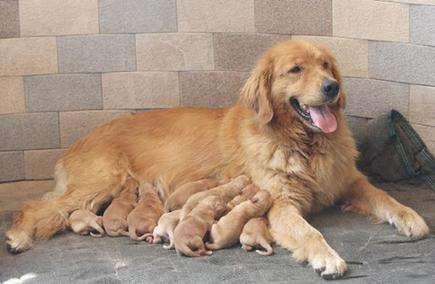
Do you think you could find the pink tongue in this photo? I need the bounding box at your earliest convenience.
[308,105,337,133]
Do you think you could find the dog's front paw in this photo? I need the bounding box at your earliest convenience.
[391,207,430,240]
[5,230,32,254]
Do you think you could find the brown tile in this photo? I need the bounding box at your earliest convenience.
[20,0,98,36]
[0,0,19,38]
[60,111,130,147]
[333,0,409,42]
[255,0,332,35]
[213,33,288,72]
[180,71,248,107]
[409,85,435,127]
[103,72,179,109]
[0,151,24,182]
[24,149,65,180]
[136,33,214,71]
[0,37,57,76]
[0,77,24,114]
[177,0,255,32]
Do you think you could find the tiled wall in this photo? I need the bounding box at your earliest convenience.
[0,0,434,183]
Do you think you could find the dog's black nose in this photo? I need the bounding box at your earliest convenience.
[321,79,339,99]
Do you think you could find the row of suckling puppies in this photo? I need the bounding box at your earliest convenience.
[67,175,274,257]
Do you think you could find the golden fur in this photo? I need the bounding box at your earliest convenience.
[152,209,181,249]
[227,184,260,209]
[6,40,429,279]
[240,217,274,256]
[68,209,104,237]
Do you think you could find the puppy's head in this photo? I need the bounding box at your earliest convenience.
[241,40,345,134]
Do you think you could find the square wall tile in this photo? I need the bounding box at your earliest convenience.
[178,0,255,32]
[409,85,435,126]
[0,77,25,114]
[100,0,177,33]
[136,33,213,71]
[57,35,136,73]
[103,72,179,109]
[0,151,24,182]
[0,37,57,76]
[0,0,19,38]
[410,5,435,46]
[20,0,98,36]
[25,74,102,112]
[255,0,332,35]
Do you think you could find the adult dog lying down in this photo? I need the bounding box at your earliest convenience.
[6,40,429,279]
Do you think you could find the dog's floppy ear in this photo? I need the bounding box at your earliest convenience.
[331,58,346,109]
[240,57,274,125]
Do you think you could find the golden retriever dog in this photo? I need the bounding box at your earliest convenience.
[6,40,429,279]
[152,209,181,249]
[173,195,227,257]
[240,217,274,256]
[102,179,138,237]
[164,179,219,212]
[126,182,164,242]
[206,190,272,250]
[227,184,260,209]
[68,209,104,237]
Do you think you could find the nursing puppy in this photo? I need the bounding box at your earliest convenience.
[240,217,274,256]
[126,182,164,242]
[206,190,272,250]
[180,175,249,220]
[174,195,227,257]
[102,179,138,237]
[68,209,104,237]
[152,209,180,249]
[227,184,260,209]
[164,179,218,212]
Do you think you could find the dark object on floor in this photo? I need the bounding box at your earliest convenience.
[358,110,435,190]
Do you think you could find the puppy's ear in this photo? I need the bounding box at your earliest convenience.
[331,58,346,109]
[240,57,274,125]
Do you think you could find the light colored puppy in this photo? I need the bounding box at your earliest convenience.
[240,217,274,256]
[126,182,164,242]
[174,195,227,257]
[206,190,272,250]
[227,184,260,209]
[180,175,250,220]
[164,179,218,212]
[102,179,138,237]
[152,209,181,249]
[69,209,104,237]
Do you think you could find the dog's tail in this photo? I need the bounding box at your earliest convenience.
[255,237,273,256]
[176,236,211,257]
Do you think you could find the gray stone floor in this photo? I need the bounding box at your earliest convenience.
[1,182,434,283]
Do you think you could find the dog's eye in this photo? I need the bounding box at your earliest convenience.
[323,62,329,69]
[288,65,303,74]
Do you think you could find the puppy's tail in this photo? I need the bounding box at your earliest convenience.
[127,225,151,241]
[205,241,220,251]
[176,236,210,257]
[89,218,105,238]
[256,238,273,256]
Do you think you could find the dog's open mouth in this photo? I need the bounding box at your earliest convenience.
[290,98,337,133]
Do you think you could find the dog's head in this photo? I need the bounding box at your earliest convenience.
[241,40,345,134]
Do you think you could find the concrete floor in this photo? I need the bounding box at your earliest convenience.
[0,181,434,283]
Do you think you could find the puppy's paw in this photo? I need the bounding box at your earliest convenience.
[391,207,430,240]
[5,230,32,254]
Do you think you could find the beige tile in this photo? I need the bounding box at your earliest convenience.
[0,180,55,212]
[410,85,435,127]
[20,0,98,36]
[24,149,65,180]
[0,77,24,114]
[177,0,255,32]
[60,111,131,147]
[103,72,179,109]
[378,0,435,5]
[136,33,213,71]
[333,0,409,42]
[413,124,435,153]
[0,37,57,76]
[292,36,368,78]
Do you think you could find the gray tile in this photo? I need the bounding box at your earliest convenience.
[180,71,248,107]
[345,115,369,143]
[410,5,435,46]
[0,151,24,182]
[24,149,65,180]
[25,74,102,112]
[57,35,136,73]
[0,113,59,151]
[255,0,332,35]
[369,42,435,86]
[214,33,288,71]
[99,0,176,33]
[0,0,19,38]
[344,78,409,118]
